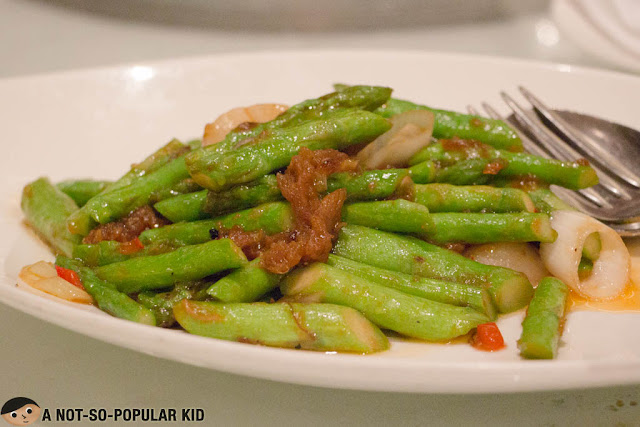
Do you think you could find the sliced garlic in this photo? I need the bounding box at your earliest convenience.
[356,110,434,169]
[19,261,92,304]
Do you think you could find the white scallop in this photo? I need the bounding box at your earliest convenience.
[540,210,630,299]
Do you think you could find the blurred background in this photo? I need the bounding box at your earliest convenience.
[2,0,639,78]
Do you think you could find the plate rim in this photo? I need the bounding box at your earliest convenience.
[2,47,640,85]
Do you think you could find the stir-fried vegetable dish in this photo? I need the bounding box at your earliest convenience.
[19,84,632,358]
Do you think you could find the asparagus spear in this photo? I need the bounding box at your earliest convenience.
[281,263,490,341]
[342,199,435,234]
[429,158,498,186]
[174,300,390,354]
[412,183,535,213]
[57,179,111,207]
[21,177,82,257]
[186,109,391,191]
[138,281,209,327]
[332,225,533,313]
[206,259,283,303]
[94,239,248,294]
[328,161,437,200]
[199,160,436,217]
[410,141,599,190]
[193,85,391,158]
[72,238,179,267]
[154,190,208,222]
[165,158,432,218]
[150,178,203,201]
[56,256,156,325]
[114,138,191,189]
[68,156,191,235]
[142,202,294,249]
[66,139,194,235]
[73,202,293,267]
[72,241,142,267]
[375,98,522,151]
[427,213,557,244]
[518,277,569,359]
[342,199,555,243]
[578,258,594,280]
[326,254,496,319]
[527,188,573,213]
[204,176,282,216]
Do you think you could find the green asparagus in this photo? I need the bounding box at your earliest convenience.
[412,183,535,213]
[427,212,557,244]
[410,141,599,190]
[154,190,208,223]
[186,109,391,191]
[376,98,522,151]
[57,179,111,207]
[282,263,490,341]
[142,202,294,247]
[21,177,82,257]
[174,300,390,353]
[342,199,435,234]
[206,259,283,303]
[56,256,156,325]
[326,254,497,319]
[518,277,569,359]
[95,238,248,293]
[332,225,533,313]
[138,281,209,327]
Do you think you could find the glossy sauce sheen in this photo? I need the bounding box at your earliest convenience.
[567,283,640,312]
[568,241,640,312]
[83,205,168,244]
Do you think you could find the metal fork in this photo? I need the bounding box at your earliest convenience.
[469,86,640,236]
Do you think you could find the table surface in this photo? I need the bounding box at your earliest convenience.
[2,0,639,425]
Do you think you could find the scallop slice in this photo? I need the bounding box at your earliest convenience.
[540,210,630,300]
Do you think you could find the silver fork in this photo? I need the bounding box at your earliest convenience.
[469,86,640,236]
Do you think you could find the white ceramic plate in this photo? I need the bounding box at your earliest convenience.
[1,50,639,393]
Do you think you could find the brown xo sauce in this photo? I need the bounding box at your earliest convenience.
[83,205,169,253]
[219,147,358,274]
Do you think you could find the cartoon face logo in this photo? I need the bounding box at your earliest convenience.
[1,398,41,426]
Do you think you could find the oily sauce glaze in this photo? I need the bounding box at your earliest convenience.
[83,206,168,244]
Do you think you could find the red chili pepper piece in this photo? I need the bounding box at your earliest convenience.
[119,237,145,255]
[472,322,505,351]
[55,265,84,289]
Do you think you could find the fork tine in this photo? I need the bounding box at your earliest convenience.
[500,92,633,200]
[556,185,640,222]
[480,102,502,120]
[481,102,555,159]
[552,186,613,212]
[519,86,640,188]
[609,221,640,237]
[466,105,480,116]
[478,101,613,209]
[576,187,614,208]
